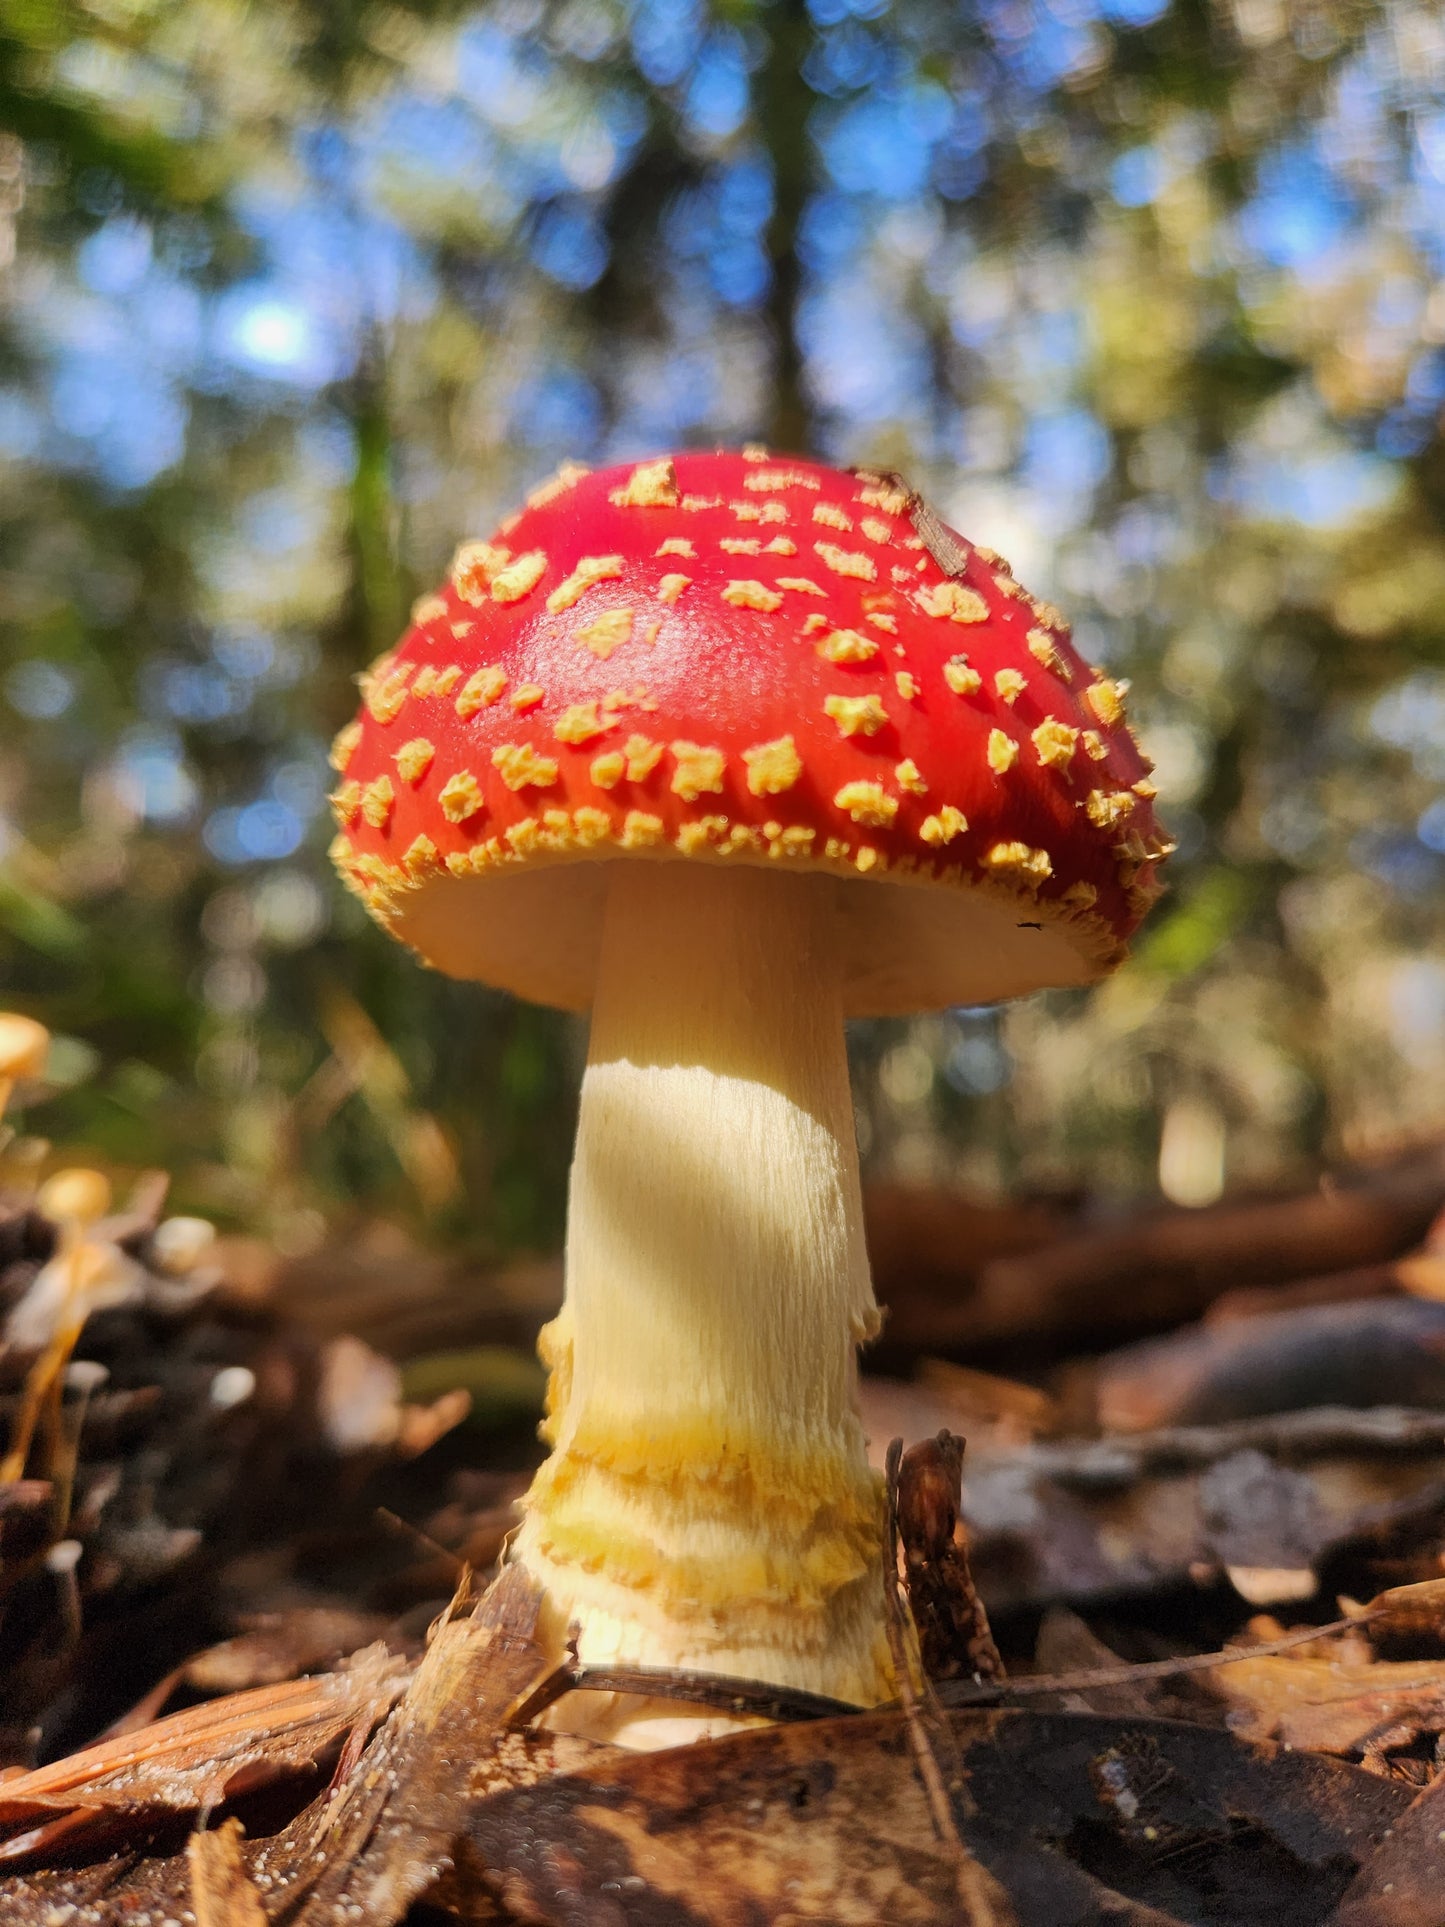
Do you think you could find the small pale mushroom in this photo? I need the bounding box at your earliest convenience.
[331,450,1169,1742]
[0,1012,49,1123]
[2,1168,143,1480]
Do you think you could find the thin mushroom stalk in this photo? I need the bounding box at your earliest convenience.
[513,861,891,1715]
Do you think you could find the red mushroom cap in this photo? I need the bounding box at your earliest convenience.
[330,450,1170,1013]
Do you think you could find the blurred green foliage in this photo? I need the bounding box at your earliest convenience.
[1,0,1443,1249]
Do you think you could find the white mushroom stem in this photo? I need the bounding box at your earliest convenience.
[512,861,892,1727]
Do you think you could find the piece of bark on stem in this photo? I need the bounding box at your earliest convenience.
[897,1431,1004,1684]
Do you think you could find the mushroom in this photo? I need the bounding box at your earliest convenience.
[331,450,1169,1736]
[0,1012,49,1124]
[2,1168,141,1479]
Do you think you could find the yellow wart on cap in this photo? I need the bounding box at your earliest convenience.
[555,703,610,745]
[1063,880,1099,909]
[361,775,395,829]
[770,824,816,856]
[438,772,486,823]
[620,810,666,848]
[410,592,447,626]
[895,759,928,795]
[493,744,560,791]
[618,734,662,781]
[814,542,877,582]
[548,555,624,614]
[994,669,1026,705]
[504,819,541,856]
[721,537,762,555]
[920,806,967,846]
[1032,720,1078,770]
[818,628,878,664]
[572,806,612,844]
[367,667,412,725]
[866,612,898,634]
[895,671,920,701]
[765,536,797,555]
[857,478,912,517]
[943,657,982,697]
[918,581,988,624]
[1081,730,1109,762]
[987,730,1019,775]
[395,738,435,785]
[603,685,656,714]
[609,458,679,509]
[743,736,803,795]
[403,834,438,873]
[330,721,362,772]
[330,780,362,826]
[824,694,889,738]
[657,537,695,559]
[525,460,590,509]
[1027,628,1071,678]
[1084,677,1130,727]
[491,551,548,604]
[451,541,510,604]
[722,580,784,613]
[813,503,853,531]
[670,741,727,800]
[510,684,545,711]
[778,577,826,597]
[590,750,625,789]
[745,468,820,492]
[1085,789,1136,829]
[860,518,892,544]
[834,781,897,828]
[676,815,730,854]
[657,574,692,605]
[456,666,507,718]
[984,841,1052,888]
[576,607,635,660]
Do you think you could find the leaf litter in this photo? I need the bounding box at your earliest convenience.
[8,1156,1445,1918]
[8,1445,1445,1924]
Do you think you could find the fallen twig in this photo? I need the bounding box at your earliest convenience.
[884,1435,1012,1927]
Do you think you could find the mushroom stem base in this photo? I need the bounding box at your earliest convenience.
[512,862,891,1723]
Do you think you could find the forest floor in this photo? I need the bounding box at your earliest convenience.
[2,1137,1445,1924]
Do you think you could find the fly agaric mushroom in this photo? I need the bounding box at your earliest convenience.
[331,450,1170,1732]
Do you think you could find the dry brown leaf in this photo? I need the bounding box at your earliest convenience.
[182,1607,397,1694]
[1329,1765,1445,1924]
[261,1562,557,1926]
[464,1707,1415,1926]
[1211,1652,1445,1768]
[0,1645,407,1845]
